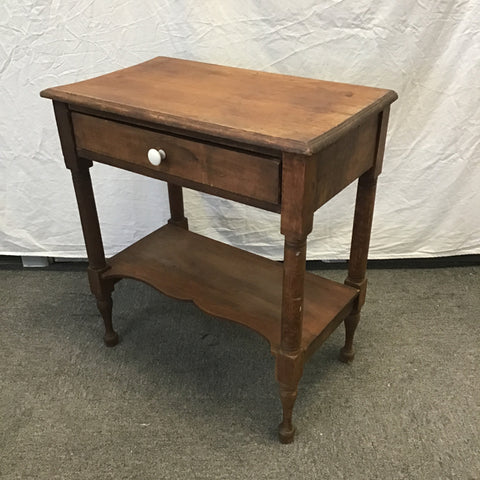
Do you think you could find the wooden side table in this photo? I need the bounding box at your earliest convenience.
[41,57,397,443]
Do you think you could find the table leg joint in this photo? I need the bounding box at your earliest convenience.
[345,276,368,311]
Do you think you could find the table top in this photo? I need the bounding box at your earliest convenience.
[41,56,397,155]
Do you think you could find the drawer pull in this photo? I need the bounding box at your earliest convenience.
[147,148,166,166]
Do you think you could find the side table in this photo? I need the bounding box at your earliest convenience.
[41,57,397,443]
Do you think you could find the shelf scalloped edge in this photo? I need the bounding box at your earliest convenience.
[102,224,358,355]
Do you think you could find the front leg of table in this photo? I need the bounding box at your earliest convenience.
[54,101,119,347]
[276,152,315,443]
[276,236,307,443]
[70,162,119,347]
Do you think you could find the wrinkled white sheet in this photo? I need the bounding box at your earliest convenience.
[1,1,479,260]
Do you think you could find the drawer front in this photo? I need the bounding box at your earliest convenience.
[72,113,280,205]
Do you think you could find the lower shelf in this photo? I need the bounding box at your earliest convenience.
[103,224,358,356]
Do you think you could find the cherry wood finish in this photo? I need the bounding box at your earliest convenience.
[72,112,281,206]
[102,224,358,354]
[42,57,397,443]
[167,184,188,230]
[52,102,119,347]
[41,56,396,155]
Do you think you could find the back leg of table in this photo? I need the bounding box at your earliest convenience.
[340,170,377,363]
[168,183,189,229]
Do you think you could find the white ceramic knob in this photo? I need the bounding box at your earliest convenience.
[147,148,166,166]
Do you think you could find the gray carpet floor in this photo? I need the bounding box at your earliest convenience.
[0,266,479,479]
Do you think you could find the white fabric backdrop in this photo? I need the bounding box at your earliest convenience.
[1,1,479,260]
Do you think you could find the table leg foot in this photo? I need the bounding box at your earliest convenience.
[278,383,297,444]
[278,422,296,444]
[96,295,119,347]
[339,311,360,363]
[339,346,355,363]
[103,331,119,347]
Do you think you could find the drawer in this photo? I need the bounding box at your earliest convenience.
[71,113,280,205]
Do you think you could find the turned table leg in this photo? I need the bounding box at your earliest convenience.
[276,236,307,443]
[167,183,188,229]
[340,169,377,363]
[340,106,390,363]
[70,164,119,347]
[277,151,315,443]
[54,101,118,347]
[95,290,117,347]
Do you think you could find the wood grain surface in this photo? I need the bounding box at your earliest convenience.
[72,112,280,205]
[102,224,358,355]
[43,57,397,443]
[41,57,397,154]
